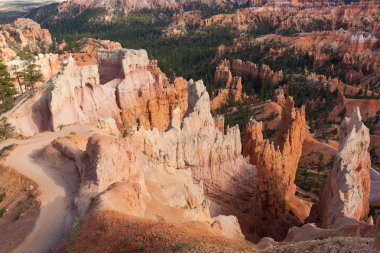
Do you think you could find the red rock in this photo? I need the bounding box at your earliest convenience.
[242,96,311,240]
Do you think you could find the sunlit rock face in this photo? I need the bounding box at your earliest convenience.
[242,97,311,240]
[0,18,52,61]
[7,49,188,136]
[314,107,371,229]
[41,78,249,243]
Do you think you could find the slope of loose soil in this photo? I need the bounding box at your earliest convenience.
[63,210,256,253]
[344,99,380,119]
[260,237,374,253]
[0,165,40,253]
[301,132,337,167]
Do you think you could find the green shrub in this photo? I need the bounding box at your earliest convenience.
[172,242,189,252]
[0,208,6,217]
[136,242,145,251]
[0,192,6,203]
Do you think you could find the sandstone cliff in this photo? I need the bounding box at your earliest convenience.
[242,97,311,240]
[39,78,250,245]
[211,59,283,110]
[315,107,371,229]
[7,49,188,136]
[130,80,256,209]
[0,18,52,61]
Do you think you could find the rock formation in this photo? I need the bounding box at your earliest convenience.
[0,18,52,61]
[77,38,122,54]
[5,53,60,92]
[211,59,283,110]
[211,215,245,240]
[63,38,123,66]
[315,107,371,229]
[214,59,284,90]
[40,77,250,244]
[199,1,380,34]
[7,49,188,136]
[242,96,311,240]
[231,59,283,87]
[35,0,235,20]
[129,79,257,208]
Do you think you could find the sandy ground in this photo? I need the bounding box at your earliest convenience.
[0,125,97,253]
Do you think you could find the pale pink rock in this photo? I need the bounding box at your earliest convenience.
[0,18,52,59]
[211,215,245,240]
[316,107,371,229]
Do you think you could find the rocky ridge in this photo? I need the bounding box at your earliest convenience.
[7,49,188,136]
[242,97,311,240]
[313,107,372,229]
[40,77,254,246]
[211,59,283,110]
[0,18,52,61]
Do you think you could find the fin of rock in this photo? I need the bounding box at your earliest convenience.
[313,107,371,229]
[242,97,311,240]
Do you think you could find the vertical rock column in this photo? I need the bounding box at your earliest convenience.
[316,107,371,228]
[243,97,311,240]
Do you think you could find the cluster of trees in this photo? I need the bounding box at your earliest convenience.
[12,50,44,95]
[299,19,333,33]
[0,50,43,111]
[0,59,17,110]
[247,18,279,37]
[0,117,15,141]
[43,9,237,92]
[364,111,380,135]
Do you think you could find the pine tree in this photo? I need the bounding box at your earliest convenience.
[10,64,24,94]
[19,50,43,94]
[0,117,15,140]
[0,58,16,109]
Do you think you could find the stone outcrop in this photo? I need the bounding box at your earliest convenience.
[6,53,60,91]
[212,59,245,110]
[97,49,189,132]
[273,86,286,107]
[77,38,122,54]
[0,18,52,61]
[62,38,123,66]
[314,107,371,229]
[211,215,245,240]
[7,49,188,136]
[0,19,59,93]
[35,71,253,239]
[163,10,202,38]
[48,56,121,132]
[44,0,234,18]
[199,2,379,34]
[41,77,252,243]
[89,180,147,218]
[242,96,311,240]
[231,59,283,87]
[211,59,283,110]
[215,59,284,88]
[131,80,257,208]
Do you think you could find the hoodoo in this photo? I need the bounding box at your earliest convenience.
[243,97,311,240]
[314,107,371,228]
